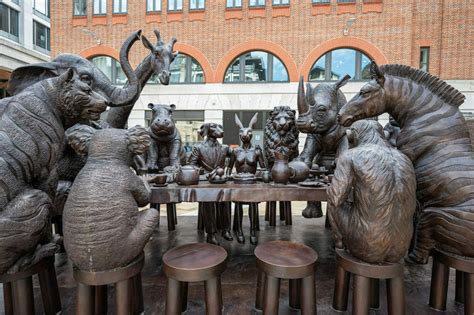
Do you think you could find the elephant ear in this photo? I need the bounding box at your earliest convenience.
[7,62,60,95]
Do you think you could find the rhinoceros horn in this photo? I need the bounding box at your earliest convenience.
[297,76,310,115]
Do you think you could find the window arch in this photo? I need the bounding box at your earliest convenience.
[309,48,371,81]
[224,51,289,83]
[148,53,205,84]
[89,55,126,86]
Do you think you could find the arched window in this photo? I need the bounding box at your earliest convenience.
[309,48,371,81]
[89,55,126,86]
[148,53,205,84]
[224,51,289,83]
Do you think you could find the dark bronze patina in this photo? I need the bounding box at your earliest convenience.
[338,62,474,263]
[142,103,185,175]
[328,120,416,263]
[189,122,232,244]
[295,75,350,218]
[63,126,159,271]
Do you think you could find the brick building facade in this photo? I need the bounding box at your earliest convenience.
[50,0,474,147]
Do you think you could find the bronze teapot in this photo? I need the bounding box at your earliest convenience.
[288,161,310,183]
[176,165,200,186]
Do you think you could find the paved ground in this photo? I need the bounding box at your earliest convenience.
[0,204,466,314]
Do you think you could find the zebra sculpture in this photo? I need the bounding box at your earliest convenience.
[338,62,474,263]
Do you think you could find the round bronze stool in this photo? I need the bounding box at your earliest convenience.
[429,249,474,315]
[332,249,405,315]
[163,243,227,315]
[255,240,318,315]
[1,256,61,315]
[73,253,144,315]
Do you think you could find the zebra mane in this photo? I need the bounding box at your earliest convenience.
[380,64,465,108]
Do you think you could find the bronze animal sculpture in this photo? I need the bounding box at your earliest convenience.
[143,103,185,174]
[328,120,416,263]
[338,62,474,262]
[63,125,159,271]
[0,63,137,273]
[264,106,299,167]
[296,75,351,218]
[228,113,266,244]
[383,115,400,147]
[263,106,299,224]
[189,122,232,244]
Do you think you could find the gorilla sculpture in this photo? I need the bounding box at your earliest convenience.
[63,125,159,271]
[328,120,416,263]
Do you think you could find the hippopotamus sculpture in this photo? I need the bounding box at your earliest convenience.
[295,75,351,218]
[63,125,159,271]
[143,103,185,174]
[328,120,416,263]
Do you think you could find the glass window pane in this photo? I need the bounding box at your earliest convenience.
[236,0,242,5]
[309,55,326,81]
[34,22,48,50]
[114,59,127,85]
[74,0,87,15]
[190,0,197,8]
[91,56,113,83]
[34,0,49,16]
[224,58,240,82]
[170,54,187,83]
[330,49,356,80]
[191,58,204,83]
[177,0,182,9]
[9,8,19,37]
[360,53,371,79]
[272,56,288,81]
[0,5,8,34]
[244,51,267,82]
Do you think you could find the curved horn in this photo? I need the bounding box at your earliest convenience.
[249,112,258,130]
[297,76,310,115]
[154,29,161,43]
[234,114,244,129]
[334,74,351,90]
[101,29,142,107]
[170,37,177,50]
[306,82,315,106]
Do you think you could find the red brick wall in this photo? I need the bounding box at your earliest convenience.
[51,0,474,83]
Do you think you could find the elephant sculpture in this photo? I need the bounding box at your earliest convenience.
[63,125,159,271]
[295,75,351,218]
[0,57,138,273]
[327,120,416,263]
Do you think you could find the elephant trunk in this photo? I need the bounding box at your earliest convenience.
[99,30,142,107]
[297,76,310,115]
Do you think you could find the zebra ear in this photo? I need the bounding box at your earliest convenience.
[370,61,385,87]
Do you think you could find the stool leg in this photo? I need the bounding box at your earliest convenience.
[255,271,265,311]
[465,273,474,315]
[370,278,380,309]
[38,259,62,315]
[332,266,350,311]
[167,203,176,231]
[429,258,449,311]
[249,203,258,245]
[217,276,223,311]
[263,275,280,315]
[455,270,464,304]
[12,277,34,315]
[289,279,301,309]
[205,277,222,315]
[76,283,95,315]
[133,273,144,314]
[255,203,260,231]
[3,282,14,315]
[285,202,292,225]
[352,275,370,315]
[115,278,132,315]
[95,285,108,315]
[234,203,244,243]
[180,282,188,313]
[387,276,405,315]
[301,274,316,315]
[166,278,181,315]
